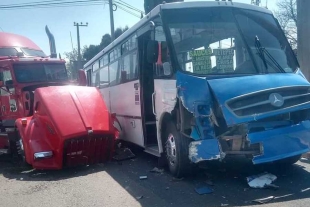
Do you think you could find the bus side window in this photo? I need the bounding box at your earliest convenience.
[99,66,109,87]
[109,60,119,86]
[119,51,138,83]
[95,72,100,87]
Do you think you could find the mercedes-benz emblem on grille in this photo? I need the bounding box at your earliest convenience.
[269,93,284,107]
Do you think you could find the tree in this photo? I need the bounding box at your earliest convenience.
[144,0,184,14]
[63,46,87,79]
[82,26,128,61]
[83,45,101,62]
[275,0,297,49]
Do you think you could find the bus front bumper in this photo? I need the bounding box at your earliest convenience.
[189,120,310,164]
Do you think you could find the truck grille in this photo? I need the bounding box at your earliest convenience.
[63,135,114,167]
[227,86,310,117]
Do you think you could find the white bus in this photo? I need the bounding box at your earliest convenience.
[84,1,310,178]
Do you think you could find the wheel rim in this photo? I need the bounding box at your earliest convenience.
[17,139,26,162]
[166,133,177,166]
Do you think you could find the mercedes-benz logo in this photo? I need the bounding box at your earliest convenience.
[269,93,284,107]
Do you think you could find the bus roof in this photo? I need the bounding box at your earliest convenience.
[0,32,41,50]
[84,1,272,69]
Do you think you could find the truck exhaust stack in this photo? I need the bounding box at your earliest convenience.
[45,25,57,58]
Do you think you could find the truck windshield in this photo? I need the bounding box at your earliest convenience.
[163,8,298,75]
[0,48,18,56]
[14,63,68,83]
[20,48,46,57]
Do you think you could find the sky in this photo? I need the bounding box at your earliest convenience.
[0,0,278,58]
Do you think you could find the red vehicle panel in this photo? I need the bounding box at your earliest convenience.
[0,30,116,169]
[16,86,115,169]
[0,32,41,50]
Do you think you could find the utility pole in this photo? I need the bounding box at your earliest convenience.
[109,0,115,41]
[73,22,88,69]
[297,0,310,80]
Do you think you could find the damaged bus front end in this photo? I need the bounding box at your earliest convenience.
[178,71,310,165]
[156,2,310,177]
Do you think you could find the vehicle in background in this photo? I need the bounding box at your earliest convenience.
[84,1,310,177]
[0,27,117,169]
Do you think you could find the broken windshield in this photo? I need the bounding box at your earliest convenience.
[13,63,68,83]
[163,7,298,75]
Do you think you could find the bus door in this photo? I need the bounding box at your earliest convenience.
[152,26,177,157]
[137,28,160,156]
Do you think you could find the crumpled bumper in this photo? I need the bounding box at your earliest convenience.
[249,120,310,164]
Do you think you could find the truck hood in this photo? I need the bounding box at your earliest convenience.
[35,86,112,139]
[206,73,310,126]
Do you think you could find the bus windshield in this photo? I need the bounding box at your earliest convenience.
[13,63,68,83]
[163,8,298,75]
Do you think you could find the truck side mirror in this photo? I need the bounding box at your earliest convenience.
[77,69,87,86]
[147,40,159,64]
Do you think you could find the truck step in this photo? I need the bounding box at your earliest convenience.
[144,145,160,157]
[0,133,8,137]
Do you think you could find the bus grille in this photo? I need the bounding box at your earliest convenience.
[227,86,310,117]
[63,135,114,167]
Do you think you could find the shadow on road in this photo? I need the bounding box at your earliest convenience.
[1,149,310,207]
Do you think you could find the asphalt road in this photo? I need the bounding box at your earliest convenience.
[0,149,310,207]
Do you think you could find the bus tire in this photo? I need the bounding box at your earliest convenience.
[164,121,191,178]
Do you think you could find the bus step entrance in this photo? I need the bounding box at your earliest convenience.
[144,145,160,157]
[145,121,156,125]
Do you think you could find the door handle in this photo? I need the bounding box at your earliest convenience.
[152,92,156,116]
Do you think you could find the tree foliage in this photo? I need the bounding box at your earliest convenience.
[274,0,297,49]
[83,26,128,61]
[63,46,87,79]
[63,26,128,79]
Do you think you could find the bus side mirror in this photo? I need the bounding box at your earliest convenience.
[147,40,159,63]
[77,69,87,86]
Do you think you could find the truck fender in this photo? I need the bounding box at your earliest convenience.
[15,117,53,165]
[15,117,33,164]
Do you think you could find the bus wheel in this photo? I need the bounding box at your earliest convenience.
[164,121,191,178]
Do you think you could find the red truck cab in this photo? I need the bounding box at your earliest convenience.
[0,31,116,169]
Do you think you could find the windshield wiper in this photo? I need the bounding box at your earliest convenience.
[255,36,268,73]
[255,36,285,73]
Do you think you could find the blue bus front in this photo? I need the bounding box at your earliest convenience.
[160,3,310,168]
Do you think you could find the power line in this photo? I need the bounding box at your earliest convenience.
[0,0,103,9]
[116,4,141,18]
[0,0,142,19]
[0,0,69,6]
[0,26,3,31]
[114,0,144,14]
[0,2,105,10]
[0,0,142,18]
[1,3,105,10]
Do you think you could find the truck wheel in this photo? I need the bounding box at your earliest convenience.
[164,121,191,178]
[16,132,30,167]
